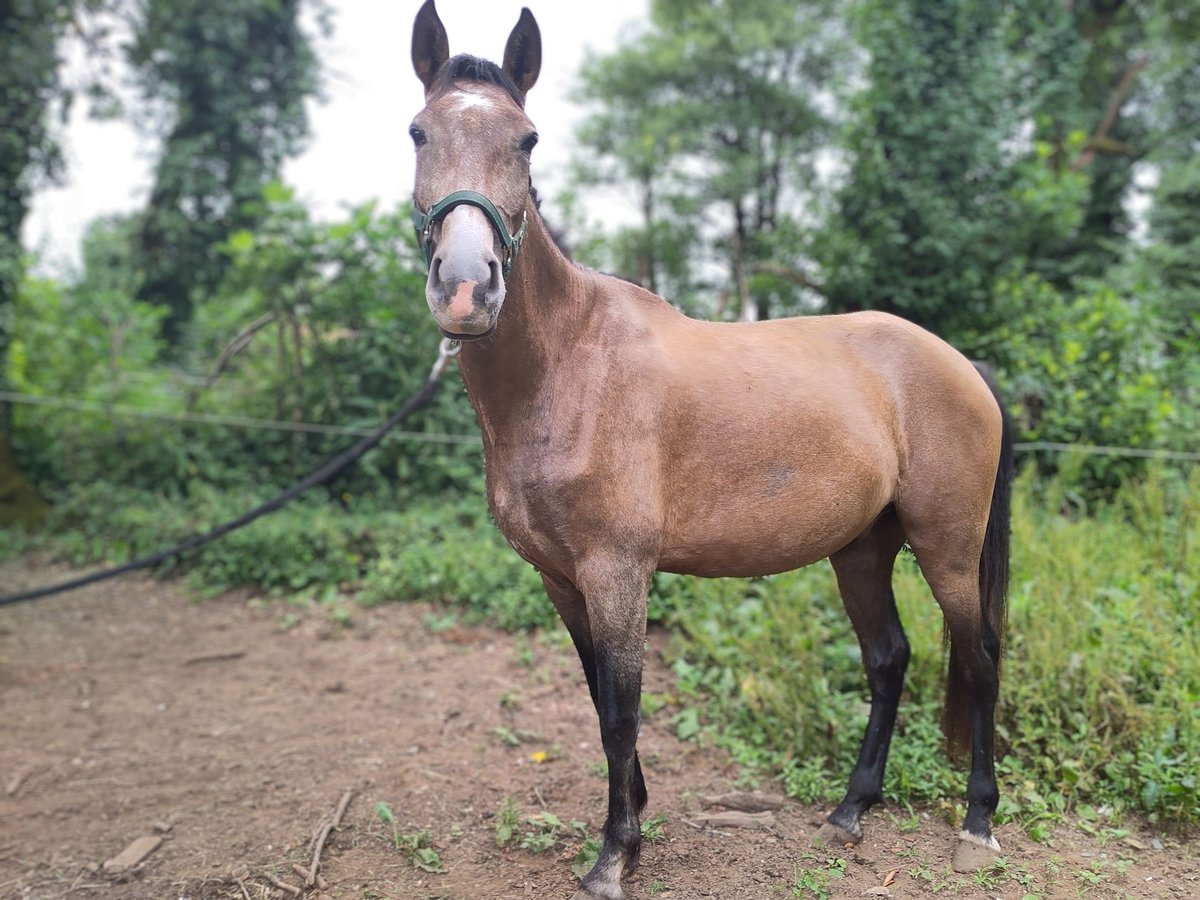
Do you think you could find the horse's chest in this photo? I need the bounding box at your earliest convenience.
[486,464,569,569]
[484,441,652,573]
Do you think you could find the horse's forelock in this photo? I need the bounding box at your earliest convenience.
[431,54,525,108]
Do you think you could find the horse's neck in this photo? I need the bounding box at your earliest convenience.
[456,200,590,439]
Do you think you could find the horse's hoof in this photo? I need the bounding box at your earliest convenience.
[571,885,625,900]
[576,861,628,900]
[951,832,1001,873]
[811,821,862,849]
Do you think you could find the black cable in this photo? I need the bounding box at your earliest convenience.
[0,368,446,607]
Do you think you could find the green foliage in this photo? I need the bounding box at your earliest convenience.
[359,503,553,631]
[200,189,483,498]
[790,854,846,899]
[374,802,446,873]
[817,0,1035,338]
[494,799,591,860]
[0,0,79,434]
[11,480,553,627]
[967,273,1173,492]
[8,189,481,502]
[1113,156,1200,447]
[8,265,176,489]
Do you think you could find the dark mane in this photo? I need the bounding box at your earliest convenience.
[432,54,525,108]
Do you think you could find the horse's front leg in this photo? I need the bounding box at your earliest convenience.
[570,557,651,900]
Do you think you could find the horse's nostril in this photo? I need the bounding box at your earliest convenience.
[430,257,442,285]
[488,260,501,292]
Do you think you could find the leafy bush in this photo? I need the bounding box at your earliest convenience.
[968,273,1175,494]
[8,190,484,503]
[358,502,554,631]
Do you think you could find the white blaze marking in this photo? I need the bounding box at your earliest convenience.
[452,91,497,112]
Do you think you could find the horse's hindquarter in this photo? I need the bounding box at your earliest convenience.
[653,315,904,577]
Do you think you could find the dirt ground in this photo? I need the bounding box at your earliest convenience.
[1,559,1197,900]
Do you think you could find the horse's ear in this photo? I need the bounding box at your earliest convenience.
[502,8,541,99]
[412,0,450,94]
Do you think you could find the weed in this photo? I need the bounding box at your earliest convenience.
[571,837,603,879]
[496,800,589,858]
[494,797,520,847]
[886,807,922,834]
[397,829,446,873]
[640,812,667,842]
[513,635,536,667]
[790,854,846,899]
[518,812,585,853]
[1075,861,1109,887]
[971,857,1011,890]
[373,802,446,873]
[491,726,538,747]
[423,610,458,632]
[640,691,672,718]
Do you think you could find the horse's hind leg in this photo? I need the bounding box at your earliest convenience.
[544,562,651,900]
[814,510,908,848]
[903,519,1002,872]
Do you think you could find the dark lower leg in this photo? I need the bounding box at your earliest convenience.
[820,521,907,843]
[959,640,1000,846]
[824,630,908,838]
[541,573,648,820]
[581,649,645,897]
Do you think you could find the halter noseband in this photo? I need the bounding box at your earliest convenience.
[411,190,527,277]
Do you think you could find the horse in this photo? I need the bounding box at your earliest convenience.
[408,3,1014,897]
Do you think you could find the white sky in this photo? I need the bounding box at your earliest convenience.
[24,0,649,274]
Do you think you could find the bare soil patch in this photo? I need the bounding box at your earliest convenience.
[1,560,1196,899]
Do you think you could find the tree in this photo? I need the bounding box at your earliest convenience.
[568,0,842,320]
[127,0,325,344]
[0,0,76,525]
[815,0,1038,339]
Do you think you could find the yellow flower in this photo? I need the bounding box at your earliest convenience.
[529,750,547,764]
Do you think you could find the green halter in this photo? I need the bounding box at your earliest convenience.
[411,190,527,277]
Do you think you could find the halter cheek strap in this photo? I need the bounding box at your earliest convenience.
[411,190,527,277]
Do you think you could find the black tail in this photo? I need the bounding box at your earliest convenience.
[944,363,1014,757]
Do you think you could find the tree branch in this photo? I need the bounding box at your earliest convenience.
[187,311,278,407]
[1071,56,1147,170]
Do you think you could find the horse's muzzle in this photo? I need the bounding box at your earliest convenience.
[424,207,506,337]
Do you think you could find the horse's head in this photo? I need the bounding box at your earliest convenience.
[409,0,541,341]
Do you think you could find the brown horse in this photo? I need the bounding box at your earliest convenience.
[409,3,1013,897]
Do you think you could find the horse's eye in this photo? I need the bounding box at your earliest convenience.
[520,132,539,154]
[409,125,427,148]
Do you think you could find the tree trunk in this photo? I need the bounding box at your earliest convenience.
[0,433,49,528]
